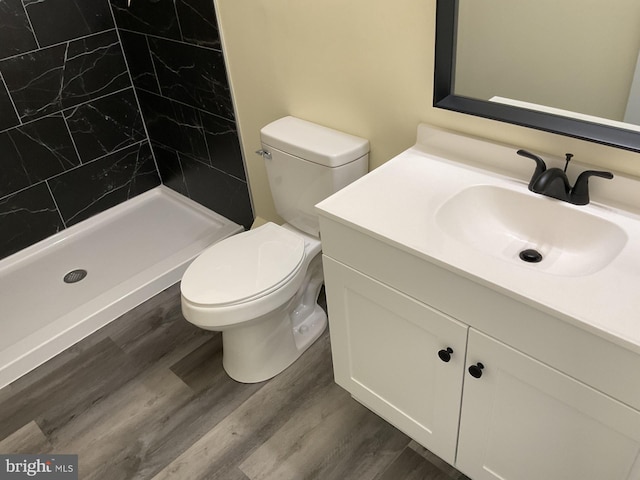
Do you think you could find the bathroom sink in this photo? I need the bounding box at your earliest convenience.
[317,124,640,350]
[435,185,628,276]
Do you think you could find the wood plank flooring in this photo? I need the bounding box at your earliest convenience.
[0,283,470,480]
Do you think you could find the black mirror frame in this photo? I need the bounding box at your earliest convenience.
[433,0,640,154]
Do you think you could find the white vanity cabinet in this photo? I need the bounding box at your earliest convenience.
[458,329,640,480]
[315,126,640,479]
[319,220,640,480]
[323,257,467,465]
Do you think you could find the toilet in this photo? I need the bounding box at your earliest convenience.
[180,116,369,383]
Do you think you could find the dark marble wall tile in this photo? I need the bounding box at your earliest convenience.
[0,0,38,60]
[0,115,80,198]
[0,183,64,260]
[149,37,234,119]
[175,0,220,49]
[109,0,253,225]
[1,0,252,260]
[0,30,129,122]
[0,80,20,131]
[201,112,245,180]
[65,88,146,162]
[24,0,114,47]
[50,141,160,226]
[119,31,160,94]
[154,144,251,228]
[137,90,208,162]
[178,155,253,229]
[0,43,66,121]
[0,133,30,197]
[110,0,181,40]
[0,0,167,260]
[153,143,189,196]
[62,31,130,109]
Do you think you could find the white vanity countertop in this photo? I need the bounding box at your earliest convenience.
[316,125,640,353]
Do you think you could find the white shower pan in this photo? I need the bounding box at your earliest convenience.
[0,186,243,389]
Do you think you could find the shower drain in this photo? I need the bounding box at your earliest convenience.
[63,269,88,284]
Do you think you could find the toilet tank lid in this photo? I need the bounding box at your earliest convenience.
[260,116,369,168]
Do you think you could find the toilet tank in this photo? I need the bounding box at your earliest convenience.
[260,116,369,237]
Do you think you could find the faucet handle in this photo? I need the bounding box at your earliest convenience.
[577,170,614,180]
[517,149,547,188]
[570,170,614,205]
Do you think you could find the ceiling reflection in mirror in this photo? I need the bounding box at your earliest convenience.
[434,0,640,152]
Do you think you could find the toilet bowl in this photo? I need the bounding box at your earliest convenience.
[180,116,369,383]
[181,222,326,382]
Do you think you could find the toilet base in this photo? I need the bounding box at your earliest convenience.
[221,301,327,383]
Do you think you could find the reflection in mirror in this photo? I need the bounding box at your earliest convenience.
[434,0,640,153]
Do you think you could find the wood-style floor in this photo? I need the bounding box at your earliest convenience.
[0,283,470,480]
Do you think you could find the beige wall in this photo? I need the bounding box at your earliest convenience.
[215,0,640,224]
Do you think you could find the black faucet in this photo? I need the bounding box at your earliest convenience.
[517,149,613,205]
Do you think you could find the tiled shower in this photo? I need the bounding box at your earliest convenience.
[0,0,253,262]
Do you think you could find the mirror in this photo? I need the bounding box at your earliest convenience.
[434,0,640,153]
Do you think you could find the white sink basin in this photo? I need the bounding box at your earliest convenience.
[316,124,640,351]
[435,185,628,276]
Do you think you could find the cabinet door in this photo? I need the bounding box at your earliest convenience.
[457,329,640,480]
[323,256,468,464]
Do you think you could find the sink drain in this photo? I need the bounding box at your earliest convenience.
[519,249,543,263]
[64,269,87,283]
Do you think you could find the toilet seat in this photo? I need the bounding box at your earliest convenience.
[181,223,306,308]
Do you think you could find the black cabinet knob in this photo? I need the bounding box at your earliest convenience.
[468,362,485,378]
[438,347,453,362]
